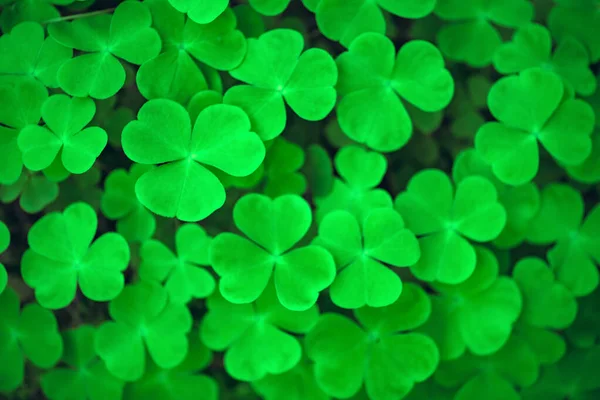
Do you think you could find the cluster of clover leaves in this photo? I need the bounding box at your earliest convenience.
[1,0,600,399]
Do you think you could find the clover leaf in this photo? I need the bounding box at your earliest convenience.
[526,183,600,296]
[453,148,541,249]
[168,0,228,24]
[0,0,63,33]
[249,0,291,16]
[40,325,124,400]
[0,287,63,392]
[225,28,337,140]
[101,164,156,243]
[314,208,420,308]
[435,330,555,400]
[252,358,328,400]
[522,346,600,400]
[566,288,600,348]
[0,171,59,213]
[395,169,506,283]
[125,334,218,400]
[0,21,72,88]
[475,68,595,185]
[548,0,600,63]
[434,0,534,66]
[210,193,336,311]
[48,1,161,99]
[122,100,265,221]
[139,0,246,104]
[567,132,600,184]
[21,202,130,309]
[0,220,8,293]
[200,283,318,381]
[0,75,47,185]
[304,144,334,198]
[263,137,307,197]
[418,246,522,359]
[95,282,193,381]
[315,0,436,47]
[140,223,215,304]
[315,145,393,223]
[335,33,453,152]
[18,94,108,175]
[513,257,577,329]
[306,283,439,399]
[493,23,596,96]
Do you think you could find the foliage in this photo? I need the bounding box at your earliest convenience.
[1,0,599,399]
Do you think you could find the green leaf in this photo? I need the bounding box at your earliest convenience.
[0,288,63,392]
[336,33,453,152]
[18,94,107,174]
[21,202,130,309]
[200,285,317,381]
[0,21,72,88]
[475,68,594,185]
[226,29,337,139]
[513,257,577,329]
[41,325,124,400]
[122,100,265,221]
[168,0,228,24]
[211,194,335,310]
[95,283,192,381]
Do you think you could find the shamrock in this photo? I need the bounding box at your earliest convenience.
[335,33,453,152]
[40,325,125,400]
[305,283,439,399]
[48,1,161,99]
[200,283,318,381]
[225,28,337,140]
[314,208,420,308]
[0,76,46,185]
[513,257,577,329]
[95,282,193,381]
[167,0,228,24]
[567,132,600,184]
[122,100,265,221]
[435,328,562,400]
[140,224,215,304]
[566,288,600,348]
[548,0,600,63]
[522,346,600,400]
[21,202,130,309]
[418,246,522,359]
[0,21,72,88]
[0,220,8,293]
[493,23,596,96]
[125,335,218,400]
[18,94,108,175]
[395,169,506,284]
[248,0,290,16]
[434,0,534,66]
[475,68,595,185]
[0,287,63,392]
[101,164,156,243]
[315,145,393,223]
[252,358,328,400]
[452,148,541,249]
[139,0,246,104]
[315,0,436,47]
[263,137,307,197]
[210,193,336,311]
[525,184,600,296]
[0,0,64,33]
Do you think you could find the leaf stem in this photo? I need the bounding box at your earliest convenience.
[42,7,115,24]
